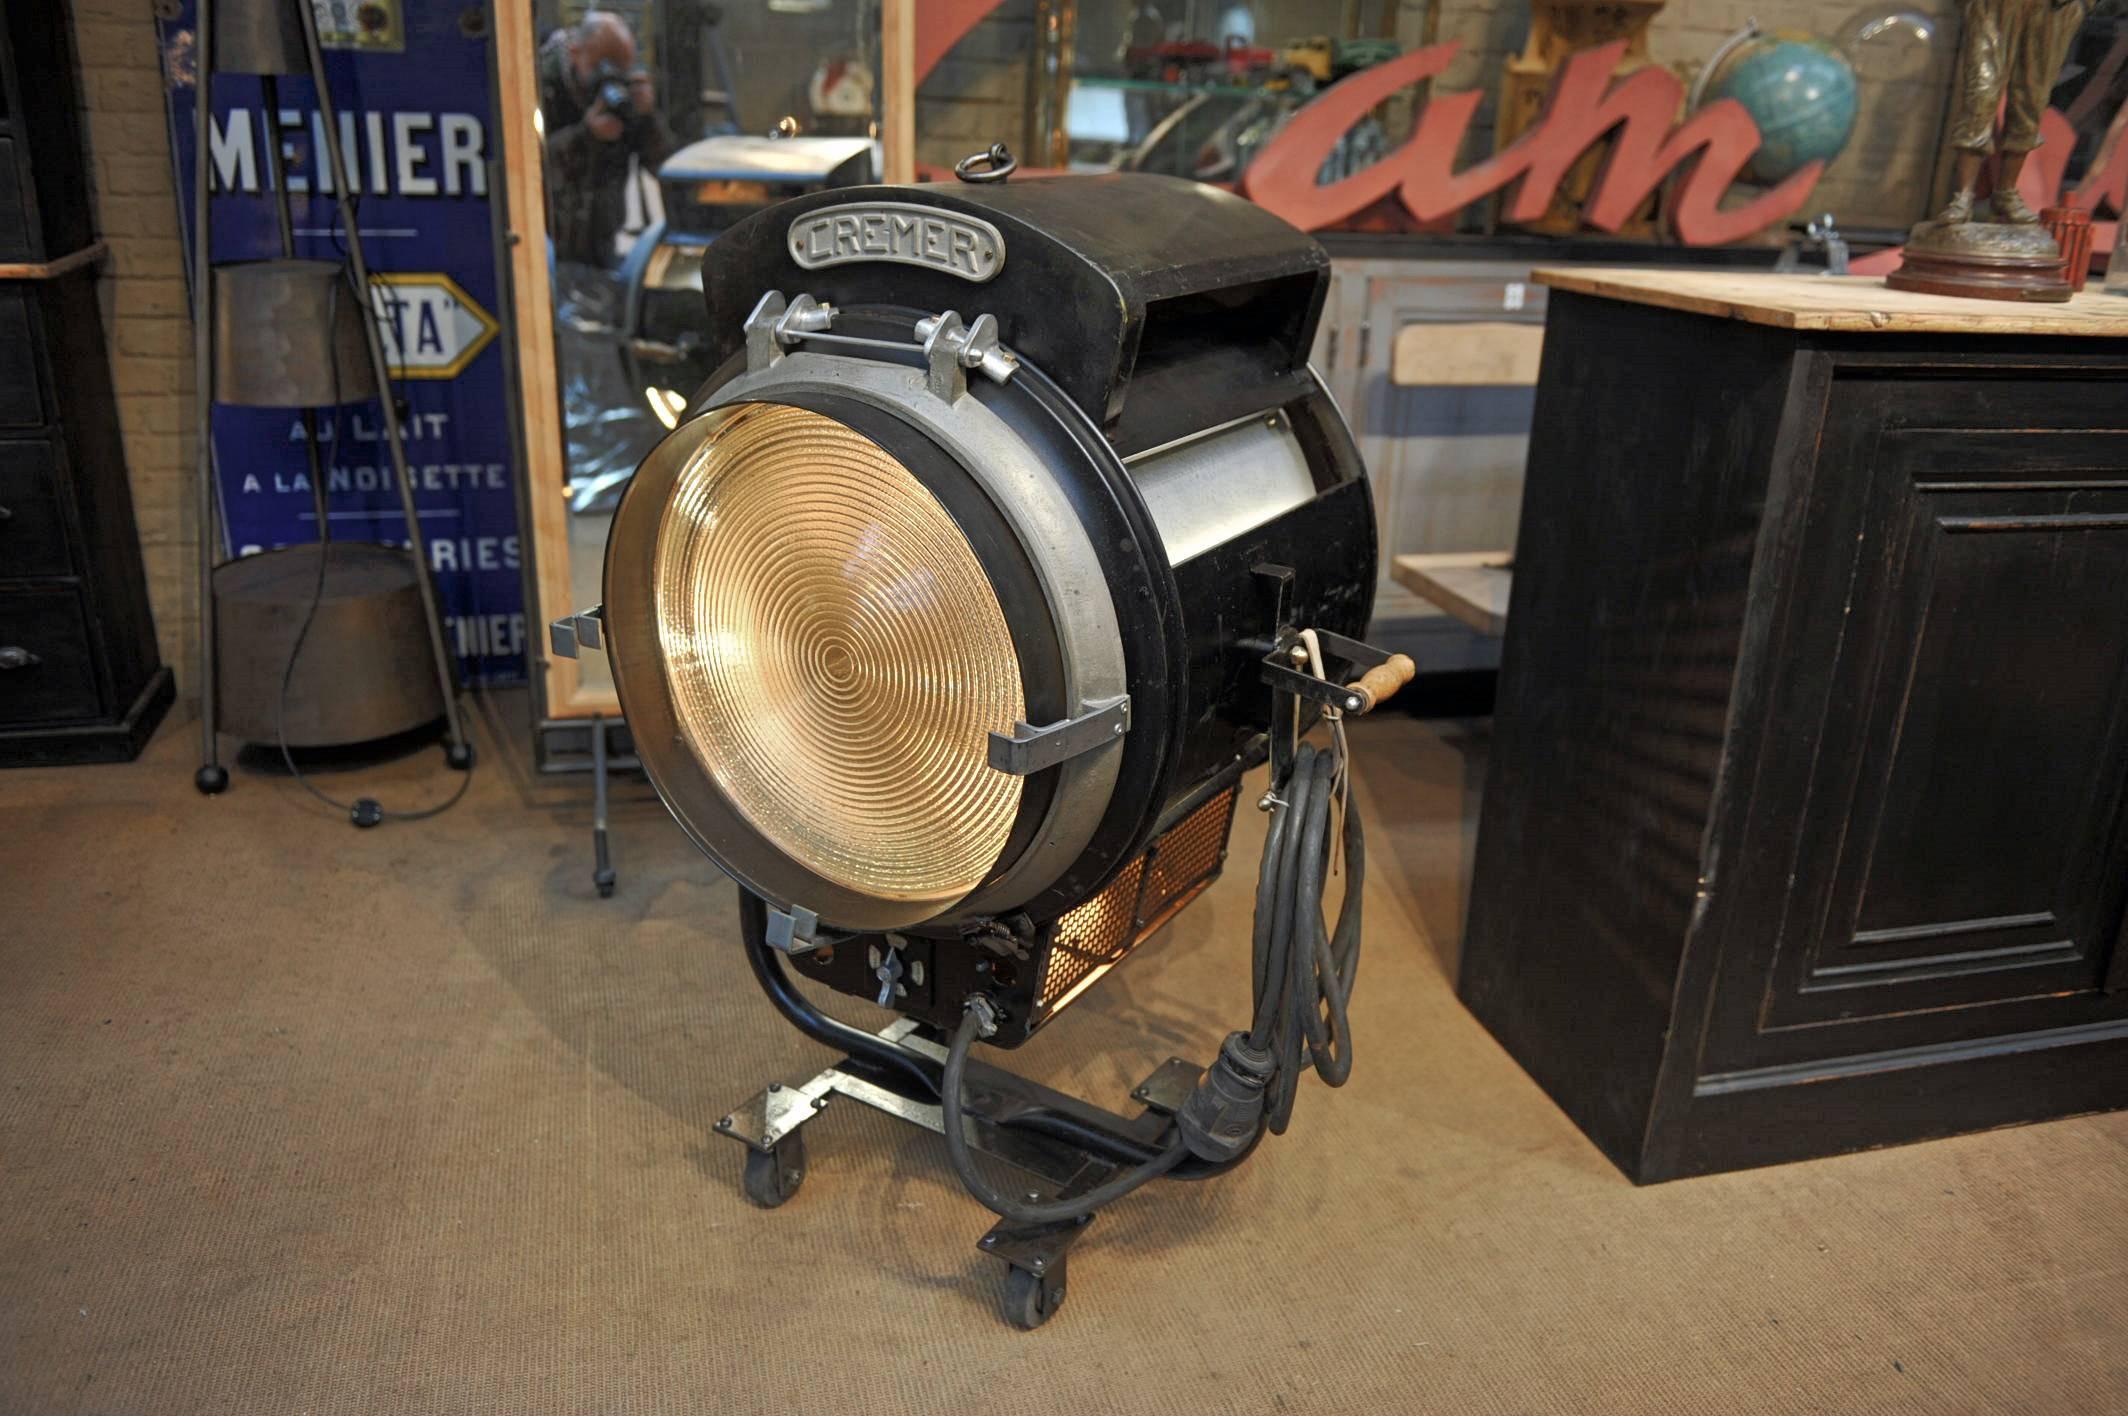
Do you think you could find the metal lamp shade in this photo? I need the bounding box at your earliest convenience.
[211,0,307,75]
[212,543,447,746]
[212,260,378,408]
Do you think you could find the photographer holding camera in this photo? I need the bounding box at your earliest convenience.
[539,11,676,268]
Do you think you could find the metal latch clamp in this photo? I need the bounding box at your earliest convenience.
[987,695,1131,776]
[550,606,605,660]
[765,904,825,956]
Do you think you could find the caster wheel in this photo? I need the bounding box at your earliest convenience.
[741,1131,806,1208]
[445,741,476,771]
[594,870,616,899]
[195,764,230,795]
[1004,1257,1067,1330]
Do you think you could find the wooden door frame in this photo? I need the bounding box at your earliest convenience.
[497,0,916,722]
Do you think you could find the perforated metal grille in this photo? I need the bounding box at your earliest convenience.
[1139,788,1237,929]
[1039,858,1145,1013]
[1035,787,1238,1017]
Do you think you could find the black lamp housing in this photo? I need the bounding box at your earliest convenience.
[601,173,1376,1044]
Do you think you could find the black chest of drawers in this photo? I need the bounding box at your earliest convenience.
[0,260,172,766]
[0,2,171,765]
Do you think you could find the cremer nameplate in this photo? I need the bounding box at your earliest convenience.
[787,203,1005,283]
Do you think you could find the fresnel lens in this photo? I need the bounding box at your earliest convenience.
[652,403,1025,910]
[562,164,1409,1328]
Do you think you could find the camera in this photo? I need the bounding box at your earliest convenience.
[593,60,632,115]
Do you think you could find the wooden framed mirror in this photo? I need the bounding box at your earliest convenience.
[493,1,915,745]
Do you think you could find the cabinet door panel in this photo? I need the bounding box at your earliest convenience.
[1715,395,2128,1064]
[0,289,45,428]
[1783,481,2128,1019]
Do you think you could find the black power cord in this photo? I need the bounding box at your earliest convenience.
[1248,741,1362,1135]
[939,739,1363,1223]
[942,1004,1193,1226]
[271,265,472,829]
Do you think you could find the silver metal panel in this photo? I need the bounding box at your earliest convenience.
[1124,412,1317,565]
[211,0,306,74]
[212,260,378,408]
[213,543,444,745]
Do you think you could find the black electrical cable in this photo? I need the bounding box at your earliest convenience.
[1252,743,1361,1134]
[739,890,1244,1178]
[937,737,1363,1223]
[941,1005,1193,1225]
[271,265,471,827]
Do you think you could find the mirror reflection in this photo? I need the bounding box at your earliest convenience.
[531,2,884,697]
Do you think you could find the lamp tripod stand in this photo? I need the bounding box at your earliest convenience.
[190,0,470,795]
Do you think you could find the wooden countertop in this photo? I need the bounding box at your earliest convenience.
[1391,551,1513,637]
[1533,267,2128,336]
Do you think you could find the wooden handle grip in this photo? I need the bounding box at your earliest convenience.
[1347,654,1416,713]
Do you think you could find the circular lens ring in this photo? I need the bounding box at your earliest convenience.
[789,391,1068,912]
[968,357,1189,921]
[608,337,1188,933]
[649,403,1027,909]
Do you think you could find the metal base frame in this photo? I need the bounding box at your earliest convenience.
[190,0,470,793]
[533,715,639,775]
[718,890,1212,1330]
[529,715,638,897]
[590,713,615,898]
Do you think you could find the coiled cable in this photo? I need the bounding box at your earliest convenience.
[938,738,1363,1222]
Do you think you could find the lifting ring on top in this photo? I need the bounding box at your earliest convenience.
[955,143,1017,183]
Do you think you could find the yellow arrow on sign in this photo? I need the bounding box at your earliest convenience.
[368,272,501,380]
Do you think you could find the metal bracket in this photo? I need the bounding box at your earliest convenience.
[764,904,824,955]
[986,694,1130,776]
[549,605,605,660]
[1259,629,1396,716]
[713,1073,836,1155]
[917,310,1018,401]
[1129,1057,1204,1116]
[743,290,836,372]
[742,293,1017,400]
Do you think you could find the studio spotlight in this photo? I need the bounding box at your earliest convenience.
[557,162,1410,1328]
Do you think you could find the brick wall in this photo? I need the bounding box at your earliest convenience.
[69,0,197,697]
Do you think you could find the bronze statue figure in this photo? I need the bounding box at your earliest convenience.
[1888,0,2094,300]
[1937,0,2094,225]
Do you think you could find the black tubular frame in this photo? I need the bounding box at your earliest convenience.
[737,889,1261,1180]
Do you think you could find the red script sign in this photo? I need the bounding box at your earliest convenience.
[1242,41,1824,247]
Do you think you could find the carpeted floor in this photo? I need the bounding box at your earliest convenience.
[4,696,2125,1414]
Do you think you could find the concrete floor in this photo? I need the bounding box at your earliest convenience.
[4,697,2125,1414]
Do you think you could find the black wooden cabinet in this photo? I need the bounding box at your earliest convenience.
[0,0,95,265]
[1461,272,2128,1182]
[0,1,171,764]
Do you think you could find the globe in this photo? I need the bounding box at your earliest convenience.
[1707,34,1860,185]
